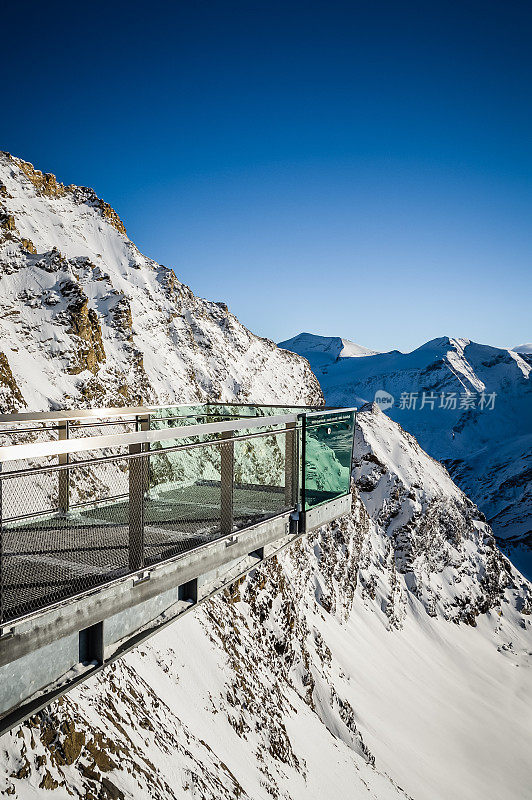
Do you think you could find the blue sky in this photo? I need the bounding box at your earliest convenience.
[2,0,531,352]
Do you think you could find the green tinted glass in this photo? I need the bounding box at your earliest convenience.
[303,410,355,510]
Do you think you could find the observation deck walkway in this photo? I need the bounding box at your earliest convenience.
[0,402,356,733]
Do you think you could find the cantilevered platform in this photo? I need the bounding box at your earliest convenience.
[0,403,356,734]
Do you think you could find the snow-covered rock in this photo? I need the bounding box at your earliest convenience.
[0,152,323,410]
[353,403,523,623]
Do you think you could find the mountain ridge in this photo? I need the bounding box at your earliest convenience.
[281,331,532,577]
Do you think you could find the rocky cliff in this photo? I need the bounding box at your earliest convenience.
[0,152,323,410]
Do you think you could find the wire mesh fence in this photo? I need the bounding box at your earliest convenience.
[0,417,299,623]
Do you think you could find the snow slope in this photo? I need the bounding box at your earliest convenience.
[282,333,532,578]
[1,405,531,800]
[514,343,532,354]
[0,153,323,410]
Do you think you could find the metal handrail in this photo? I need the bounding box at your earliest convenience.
[0,425,304,480]
[0,402,327,426]
[0,413,299,464]
[305,406,357,417]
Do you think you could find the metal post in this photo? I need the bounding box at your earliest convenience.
[58,420,70,514]
[284,421,297,506]
[299,414,307,531]
[220,430,234,536]
[128,415,149,572]
[142,413,151,496]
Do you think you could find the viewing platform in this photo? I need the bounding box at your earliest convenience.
[0,403,356,733]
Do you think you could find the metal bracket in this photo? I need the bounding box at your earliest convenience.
[132,571,151,586]
[225,534,239,547]
[0,626,14,640]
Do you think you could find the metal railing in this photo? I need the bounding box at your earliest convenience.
[0,404,356,625]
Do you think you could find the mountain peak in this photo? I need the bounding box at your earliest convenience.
[0,151,127,235]
[413,336,471,352]
[278,332,378,371]
[513,343,532,354]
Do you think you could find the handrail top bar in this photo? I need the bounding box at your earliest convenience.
[0,402,332,425]
[0,404,356,464]
[0,405,166,424]
[303,407,357,418]
[0,413,300,464]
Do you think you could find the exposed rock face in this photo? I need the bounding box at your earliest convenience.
[0,351,25,410]
[59,278,106,374]
[0,151,323,411]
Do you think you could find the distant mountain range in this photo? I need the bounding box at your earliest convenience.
[279,333,532,579]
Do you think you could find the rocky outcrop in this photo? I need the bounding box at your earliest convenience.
[2,153,127,234]
[59,279,106,374]
[0,351,25,411]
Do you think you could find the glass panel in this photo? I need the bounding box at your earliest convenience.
[233,429,293,530]
[149,404,208,428]
[303,410,355,510]
[149,404,323,429]
[144,439,223,564]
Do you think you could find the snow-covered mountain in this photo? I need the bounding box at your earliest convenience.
[0,156,530,800]
[2,404,530,800]
[279,332,378,373]
[0,152,323,410]
[513,343,532,355]
[282,333,532,579]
